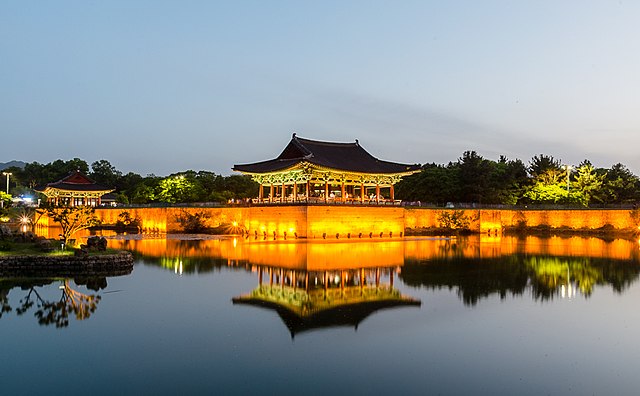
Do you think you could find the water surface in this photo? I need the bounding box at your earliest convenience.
[2,235,640,395]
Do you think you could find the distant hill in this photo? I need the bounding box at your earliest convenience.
[0,160,26,170]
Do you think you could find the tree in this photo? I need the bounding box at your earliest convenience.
[38,205,101,244]
[601,163,639,204]
[572,160,605,205]
[90,160,122,188]
[529,154,562,179]
[458,151,493,203]
[0,191,11,208]
[437,210,472,229]
[175,210,211,233]
[492,157,529,205]
[395,163,459,204]
[156,175,193,203]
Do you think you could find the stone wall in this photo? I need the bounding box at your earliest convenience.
[93,205,404,238]
[0,251,134,277]
[404,207,640,233]
[36,206,640,239]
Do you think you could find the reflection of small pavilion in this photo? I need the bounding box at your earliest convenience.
[233,264,420,337]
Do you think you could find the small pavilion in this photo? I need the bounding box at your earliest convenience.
[36,170,114,207]
[233,134,420,204]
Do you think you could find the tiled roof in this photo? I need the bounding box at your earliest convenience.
[233,134,420,174]
[35,170,113,192]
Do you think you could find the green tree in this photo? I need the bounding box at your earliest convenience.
[601,163,639,204]
[0,191,11,208]
[492,157,529,204]
[437,210,472,229]
[458,151,493,203]
[395,163,459,204]
[175,210,211,233]
[156,175,193,203]
[90,160,122,188]
[529,154,562,179]
[572,161,605,205]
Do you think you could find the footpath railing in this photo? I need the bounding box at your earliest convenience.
[103,201,639,210]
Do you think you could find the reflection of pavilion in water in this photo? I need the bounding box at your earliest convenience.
[233,263,420,337]
[106,235,640,312]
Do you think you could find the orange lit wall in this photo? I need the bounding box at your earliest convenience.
[405,208,639,233]
[90,205,405,238]
[34,206,637,240]
[306,206,404,238]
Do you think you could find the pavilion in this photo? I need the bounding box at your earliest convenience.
[36,170,115,207]
[233,134,420,204]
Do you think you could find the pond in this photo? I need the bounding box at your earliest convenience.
[2,235,640,395]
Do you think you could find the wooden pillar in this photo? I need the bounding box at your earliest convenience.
[341,181,345,202]
[306,181,310,200]
[258,267,263,286]
[361,183,365,202]
[390,185,395,200]
[324,181,329,201]
[259,184,264,201]
[390,270,394,287]
[376,184,380,204]
[282,182,285,202]
[293,182,297,202]
[270,184,274,203]
[305,272,309,291]
[269,268,273,286]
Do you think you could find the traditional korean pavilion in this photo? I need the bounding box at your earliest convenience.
[36,170,114,207]
[233,134,420,203]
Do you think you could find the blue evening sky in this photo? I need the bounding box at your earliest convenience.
[2,1,639,176]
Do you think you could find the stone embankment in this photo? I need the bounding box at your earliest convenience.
[0,251,134,277]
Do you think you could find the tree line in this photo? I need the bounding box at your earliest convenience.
[2,159,258,205]
[396,151,639,206]
[2,152,639,207]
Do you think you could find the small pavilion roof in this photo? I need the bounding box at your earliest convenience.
[233,134,420,174]
[35,170,114,193]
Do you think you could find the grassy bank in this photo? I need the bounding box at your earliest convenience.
[0,241,120,257]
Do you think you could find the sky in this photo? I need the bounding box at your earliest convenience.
[2,1,640,176]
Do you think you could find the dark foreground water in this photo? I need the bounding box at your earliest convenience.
[2,235,640,395]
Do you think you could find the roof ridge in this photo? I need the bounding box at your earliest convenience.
[295,136,358,146]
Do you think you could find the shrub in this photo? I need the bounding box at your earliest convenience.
[175,210,211,233]
[437,210,472,230]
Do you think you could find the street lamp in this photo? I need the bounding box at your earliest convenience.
[2,172,11,194]
[563,165,572,192]
[1,172,10,208]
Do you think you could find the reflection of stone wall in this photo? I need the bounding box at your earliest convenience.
[403,235,640,262]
